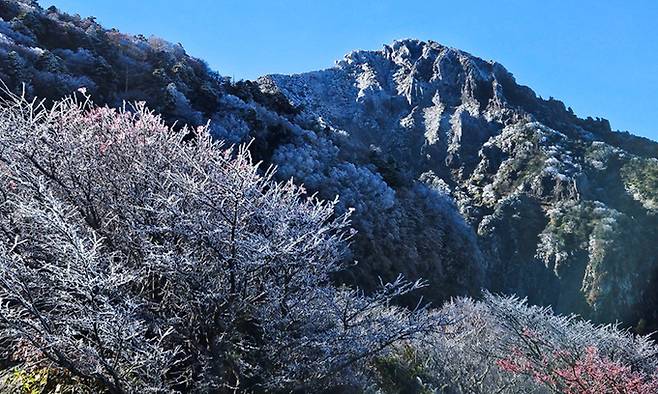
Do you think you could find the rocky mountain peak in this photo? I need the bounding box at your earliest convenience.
[256,39,658,328]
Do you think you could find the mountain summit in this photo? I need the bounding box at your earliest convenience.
[257,39,658,325]
[0,2,656,330]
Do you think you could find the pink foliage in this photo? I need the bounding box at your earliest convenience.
[497,346,658,393]
[554,347,658,394]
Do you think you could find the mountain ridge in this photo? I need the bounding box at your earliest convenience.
[256,38,658,327]
[0,1,657,332]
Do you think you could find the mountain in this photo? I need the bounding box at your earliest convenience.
[258,40,658,327]
[1,0,658,332]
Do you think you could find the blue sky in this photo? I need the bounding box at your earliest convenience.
[40,0,658,140]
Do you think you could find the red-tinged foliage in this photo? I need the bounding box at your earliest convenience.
[497,345,658,393]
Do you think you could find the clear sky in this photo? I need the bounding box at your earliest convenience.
[40,0,658,140]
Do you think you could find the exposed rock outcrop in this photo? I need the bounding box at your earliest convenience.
[257,39,658,325]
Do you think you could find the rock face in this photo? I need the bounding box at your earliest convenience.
[0,1,657,329]
[255,39,658,326]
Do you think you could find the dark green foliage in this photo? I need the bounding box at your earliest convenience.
[226,79,301,116]
[621,157,658,204]
[0,366,96,394]
[368,147,410,189]
[373,347,432,394]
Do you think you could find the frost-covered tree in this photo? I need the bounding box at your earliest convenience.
[0,91,438,392]
[270,132,486,301]
[384,293,658,393]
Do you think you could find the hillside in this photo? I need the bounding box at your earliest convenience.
[0,0,657,333]
[0,0,224,127]
[258,40,658,330]
[1,88,657,394]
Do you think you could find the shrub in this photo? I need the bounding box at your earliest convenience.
[0,91,437,392]
[392,293,658,393]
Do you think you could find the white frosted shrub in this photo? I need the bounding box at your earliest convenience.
[391,293,658,393]
[0,91,437,393]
